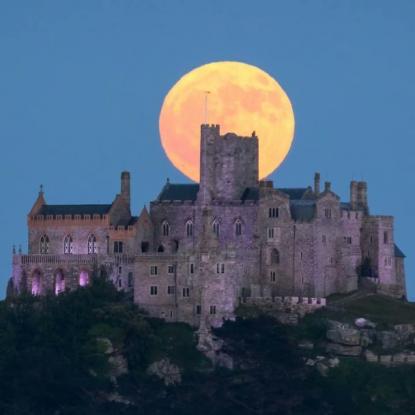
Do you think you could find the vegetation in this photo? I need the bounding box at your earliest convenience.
[1,278,415,414]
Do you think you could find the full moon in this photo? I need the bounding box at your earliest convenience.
[159,61,295,182]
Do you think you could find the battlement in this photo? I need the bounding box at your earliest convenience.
[29,213,108,226]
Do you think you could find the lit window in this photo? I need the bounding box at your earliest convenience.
[79,271,89,287]
[186,220,193,237]
[64,235,73,254]
[31,271,42,295]
[54,270,65,295]
[150,286,158,296]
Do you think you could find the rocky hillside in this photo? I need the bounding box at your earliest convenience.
[1,278,415,415]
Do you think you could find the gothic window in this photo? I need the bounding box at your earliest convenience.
[186,220,193,237]
[63,235,73,254]
[54,270,65,295]
[271,248,280,265]
[88,234,97,254]
[40,235,49,254]
[114,241,123,253]
[212,219,220,237]
[79,270,89,287]
[268,207,279,218]
[235,219,242,236]
[161,220,170,237]
[31,271,41,295]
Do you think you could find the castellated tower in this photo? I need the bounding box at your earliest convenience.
[198,124,259,203]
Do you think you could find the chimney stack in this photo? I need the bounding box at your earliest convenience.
[350,181,358,210]
[121,171,130,206]
[324,181,331,192]
[314,172,320,195]
[357,181,368,214]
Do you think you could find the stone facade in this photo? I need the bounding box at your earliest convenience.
[8,124,407,327]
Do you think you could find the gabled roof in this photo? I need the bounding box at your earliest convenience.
[39,204,112,216]
[394,244,406,258]
[157,183,199,201]
[290,200,316,222]
[279,188,309,200]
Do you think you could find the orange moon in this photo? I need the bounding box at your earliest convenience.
[159,61,295,182]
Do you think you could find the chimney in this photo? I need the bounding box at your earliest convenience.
[121,171,130,205]
[357,181,368,214]
[314,172,320,195]
[350,181,358,210]
[324,181,331,192]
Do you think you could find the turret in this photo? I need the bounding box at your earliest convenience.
[314,172,320,195]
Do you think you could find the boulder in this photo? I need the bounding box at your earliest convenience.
[326,342,362,357]
[377,331,399,350]
[108,354,128,378]
[355,318,376,329]
[394,324,415,343]
[328,357,340,368]
[147,358,182,386]
[316,362,329,377]
[379,355,393,366]
[364,349,379,363]
[326,325,361,346]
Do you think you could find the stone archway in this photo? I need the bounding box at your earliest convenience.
[54,269,65,295]
[31,270,42,296]
[79,270,90,287]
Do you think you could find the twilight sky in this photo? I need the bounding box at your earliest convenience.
[0,1,414,299]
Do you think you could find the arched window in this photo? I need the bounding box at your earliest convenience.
[161,220,170,237]
[54,270,65,295]
[186,220,193,237]
[88,234,97,254]
[31,270,41,295]
[212,219,220,237]
[63,235,73,254]
[271,248,280,265]
[40,235,49,254]
[79,270,89,287]
[235,219,242,236]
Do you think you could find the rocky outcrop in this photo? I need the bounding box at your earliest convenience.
[147,359,182,386]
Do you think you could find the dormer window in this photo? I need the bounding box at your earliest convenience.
[64,235,73,254]
[162,220,170,237]
[40,235,49,254]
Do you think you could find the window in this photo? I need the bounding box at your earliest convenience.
[168,265,175,274]
[64,235,73,254]
[344,236,352,244]
[186,220,193,237]
[210,305,216,315]
[167,286,175,295]
[268,207,279,218]
[384,257,392,267]
[162,220,170,236]
[141,241,149,253]
[114,241,123,254]
[271,248,280,265]
[270,271,276,282]
[150,265,158,275]
[330,257,335,265]
[182,287,190,297]
[79,271,89,287]
[370,236,373,245]
[383,231,388,244]
[267,227,274,239]
[87,234,97,254]
[40,235,49,254]
[235,219,242,236]
[189,263,195,274]
[324,208,332,219]
[212,219,220,236]
[118,266,122,275]
[128,272,133,288]
[150,286,158,296]
[196,305,202,315]
[216,263,225,274]
[54,270,65,295]
[157,244,164,253]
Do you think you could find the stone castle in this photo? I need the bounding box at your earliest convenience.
[8,124,406,326]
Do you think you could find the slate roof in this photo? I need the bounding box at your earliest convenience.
[290,200,316,222]
[157,184,200,201]
[39,204,112,216]
[241,187,259,201]
[279,188,308,200]
[394,244,406,258]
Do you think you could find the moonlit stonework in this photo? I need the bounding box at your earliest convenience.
[159,61,295,182]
